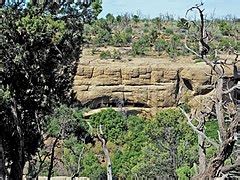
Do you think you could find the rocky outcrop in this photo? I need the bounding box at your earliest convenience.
[73,55,234,111]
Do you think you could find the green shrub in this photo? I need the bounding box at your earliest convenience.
[146,108,198,178]
[112,49,122,60]
[111,29,132,47]
[132,15,140,23]
[132,36,150,56]
[93,28,112,46]
[219,37,238,51]
[106,13,115,24]
[165,28,174,35]
[81,152,106,179]
[149,29,158,44]
[218,21,232,36]
[176,165,195,180]
[166,34,182,58]
[16,14,66,44]
[125,26,133,34]
[116,15,122,22]
[89,109,127,143]
[177,18,189,30]
[154,39,167,55]
[99,50,122,60]
[152,17,162,30]
[100,50,111,59]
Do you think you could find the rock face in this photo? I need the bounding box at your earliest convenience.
[73,55,233,110]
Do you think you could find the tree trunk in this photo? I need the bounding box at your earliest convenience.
[169,139,178,179]
[47,137,59,180]
[98,135,112,180]
[199,114,238,179]
[9,99,25,180]
[198,133,206,174]
[215,78,226,141]
[9,157,25,180]
[0,135,5,180]
[198,118,206,175]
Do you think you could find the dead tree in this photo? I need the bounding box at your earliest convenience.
[0,136,5,179]
[97,125,113,180]
[86,121,113,180]
[181,3,240,179]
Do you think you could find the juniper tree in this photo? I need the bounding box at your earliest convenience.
[0,0,102,179]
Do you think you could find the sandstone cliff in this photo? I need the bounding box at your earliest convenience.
[73,51,233,115]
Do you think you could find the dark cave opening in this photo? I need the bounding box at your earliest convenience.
[182,78,193,91]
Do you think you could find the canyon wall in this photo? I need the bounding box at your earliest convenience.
[73,56,233,112]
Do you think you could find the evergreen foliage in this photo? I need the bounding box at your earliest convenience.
[1,1,102,178]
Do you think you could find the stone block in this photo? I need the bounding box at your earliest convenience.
[51,177,67,180]
[151,71,164,83]
[163,69,178,81]
[139,73,151,79]
[38,177,47,180]
[130,68,139,78]
[139,67,147,74]
[92,67,104,77]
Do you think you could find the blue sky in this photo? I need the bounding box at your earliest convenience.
[100,0,240,19]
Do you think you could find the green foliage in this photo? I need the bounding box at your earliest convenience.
[176,165,195,180]
[205,120,219,141]
[112,49,122,60]
[219,37,239,51]
[132,36,150,56]
[106,13,115,24]
[132,15,140,23]
[86,18,113,46]
[1,3,96,177]
[112,115,149,177]
[165,28,174,35]
[0,88,11,104]
[94,28,112,46]
[83,13,239,60]
[81,152,106,179]
[100,50,112,59]
[177,18,189,30]
[38,106,91,176]
[166,34,182,58]
[89,109,127,143]
[154,39,167,55]
[218,21,232,36]
[204,120,218,161]
[147,108,198,177]
[63,136,85,175]
[16,14,66,43]
[111,29,132,47]
[152,17,162,30]
[149,108,192,143]
[91,0,103,17]
[149,29,158,44]
[99,49,122,60]
[87,108,197,178]
[45,105,86,137]
[116,15,122,23]
[45,108,199,178]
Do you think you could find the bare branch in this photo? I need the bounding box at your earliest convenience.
[86,121,93,136]
[184,33,202,58]
[180,108,219,148]
[234,52,239,63]
[97,125,113,180]
[223,84,240,94]
[186,2,204,17]
[76,146,85,177]
[221,159,240,174]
